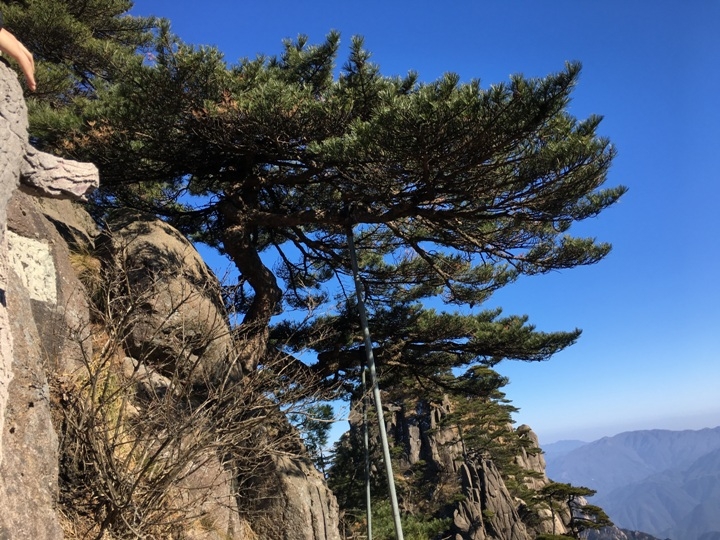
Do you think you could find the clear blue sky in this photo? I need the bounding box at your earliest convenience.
[132,0,720,444]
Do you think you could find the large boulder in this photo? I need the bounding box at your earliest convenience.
[99,210,235,384]
[254,454,342,540]
[452,459,529,540]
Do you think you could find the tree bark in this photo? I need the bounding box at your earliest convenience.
[220,202,282,372]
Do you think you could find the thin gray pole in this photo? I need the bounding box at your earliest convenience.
[362,367,372,539]
[346,226,405,540]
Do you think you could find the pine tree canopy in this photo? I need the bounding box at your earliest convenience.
[2,0,156,115]
[538,482,613,538]
[273,302,580,396]
[32,27,624,372]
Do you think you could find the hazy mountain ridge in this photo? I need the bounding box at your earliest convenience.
[545,427,720,540]
[585,525,666,540]
[542,439,587,459]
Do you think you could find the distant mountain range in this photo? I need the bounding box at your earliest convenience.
[544,426,720,540]
[585,526,667,540]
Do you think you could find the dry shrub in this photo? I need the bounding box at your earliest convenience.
[56,237,333,539]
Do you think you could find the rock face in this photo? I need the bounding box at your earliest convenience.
[0,60,98,540]
[254,455,342,540]
[585,526,664,540]
[100,210,235,384]
[452,459,528,540]
[379,398,568,540]
[0,62,340,539]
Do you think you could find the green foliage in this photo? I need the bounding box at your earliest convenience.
[290,403,334,474]
[575,504,612,534]
[275,300,582,399]
[8,3,624,380]
[41,31,624,348]
[328,412,385,512]
[370,501,451,540]
[537,482,613,538]
[539,481,597,501]
[1,0,158,144]
[440,366,526,469]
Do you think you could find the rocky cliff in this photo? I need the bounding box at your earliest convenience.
[390,401,567,540]
[334,396,570,540]
[1,58,98,539]
[0,61,339,540]
[585,526,664,540]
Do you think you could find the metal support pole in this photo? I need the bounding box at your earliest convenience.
[362,367,372,540]
[346,226,405,540]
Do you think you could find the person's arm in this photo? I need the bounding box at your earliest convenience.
[0,25,36,92]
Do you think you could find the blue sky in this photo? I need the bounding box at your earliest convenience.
[132,0,720,444]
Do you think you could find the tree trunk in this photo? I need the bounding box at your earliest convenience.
[220,212,282,372]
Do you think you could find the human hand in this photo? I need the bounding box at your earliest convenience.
[0,28,36,91]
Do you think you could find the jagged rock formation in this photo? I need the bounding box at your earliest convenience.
[515,424,551,491]
[0,61,340,539]
[99,210,235,384]
[99,208,341,540]
[251,454,342,540]
[354,397,569,540]
[452,459,529,540]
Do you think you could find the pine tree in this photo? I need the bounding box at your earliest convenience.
[46,32,625,373]
[275,301,581,398]
[537,482,613,538]
[7,15,623,536]
[291,403,334,475]
[0,0,157,144]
